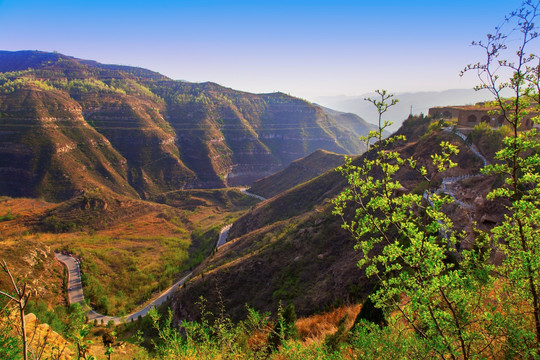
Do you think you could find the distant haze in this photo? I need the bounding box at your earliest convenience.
[313,89,499,133]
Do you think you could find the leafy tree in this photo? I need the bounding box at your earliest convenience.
[463,0,540,356]
[334,2,540,359]
[333,90,501,359]
[268,302,299,351]
[72,325,95,360]
[102,329,116,360]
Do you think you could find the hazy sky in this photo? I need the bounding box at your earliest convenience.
[0,0,526,100]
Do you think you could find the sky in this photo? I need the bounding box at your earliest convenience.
[0,0,529,100]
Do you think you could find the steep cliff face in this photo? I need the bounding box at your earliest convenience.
[0,85,138,200]
[154,83,371,186]
[0,50,373,200]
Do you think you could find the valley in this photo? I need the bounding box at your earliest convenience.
[53,188,266,325]
[0,50,381,358]
[1,6,540,355]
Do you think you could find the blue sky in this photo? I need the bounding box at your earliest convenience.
[0,0,526,100]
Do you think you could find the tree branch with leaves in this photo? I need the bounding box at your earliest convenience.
[334,90,501,359]
[462,1,540,356]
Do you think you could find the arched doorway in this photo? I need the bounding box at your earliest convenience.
[467,115,477,123]
[497,116,505,126]
[481,115,491,124]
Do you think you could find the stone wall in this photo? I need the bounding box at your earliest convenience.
[429,105,538,130]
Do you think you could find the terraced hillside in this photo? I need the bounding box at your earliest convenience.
[0,50,375,201]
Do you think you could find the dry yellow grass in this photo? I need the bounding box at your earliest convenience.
[296,304,361,344]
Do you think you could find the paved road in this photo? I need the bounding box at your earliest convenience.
[55,253,84,304]
[54,187,267,323]
[239,188,267,201]
[217,224,232,248]
[55,252,192,325]
[216,189,267,249]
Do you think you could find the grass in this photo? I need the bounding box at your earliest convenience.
[296,304,361,344]
[0,189,259,317]
[69,234,191,315]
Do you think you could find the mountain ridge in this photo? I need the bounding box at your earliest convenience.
[0,50,375,201]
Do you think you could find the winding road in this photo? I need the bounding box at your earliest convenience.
[239,188,267,201]
[216,188,267,249]
[55,187,267,324]
[216,224,233,248]
[55,252,192,325]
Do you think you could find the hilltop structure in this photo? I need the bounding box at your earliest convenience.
[429,102,539,130]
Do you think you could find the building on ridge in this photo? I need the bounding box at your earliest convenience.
[428,102,539,130]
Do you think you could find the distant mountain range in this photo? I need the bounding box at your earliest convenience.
[313,89,497,133]
[0,50,376,201]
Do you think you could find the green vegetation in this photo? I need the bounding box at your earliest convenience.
[149,300,303,359]
[334,89,500,358]
[330,3,540,358]
[0,75,54,94]
[0,210,14,221]
[466,121,510,159]
[72,234,191,315]
[0,305,22,360]
[2,3,540,360]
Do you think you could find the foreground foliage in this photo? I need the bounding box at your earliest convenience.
[332,1,540,359]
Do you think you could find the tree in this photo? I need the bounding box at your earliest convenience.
[0,260,31,360]
[462,0,540,356]
[268,301,299,351]
[333,89,501,359]
[334,2,540,358]
[102,329,115,360]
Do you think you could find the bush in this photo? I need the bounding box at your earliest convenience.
[0,211,14,222]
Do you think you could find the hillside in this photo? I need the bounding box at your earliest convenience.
[0,50,373,201]
[317,105,389,138]
[248,149,346,199]
[0,186,259,317]
[314,89,498,133]
[172,115,504,321]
